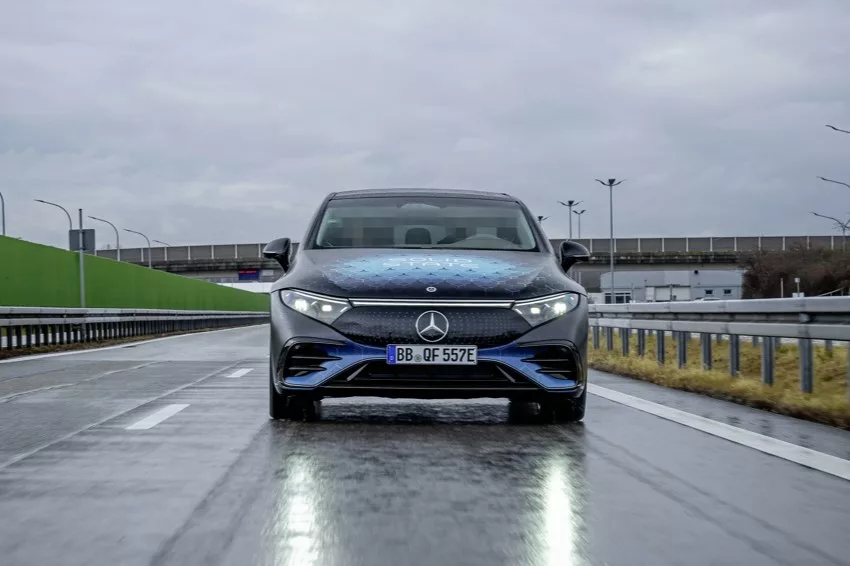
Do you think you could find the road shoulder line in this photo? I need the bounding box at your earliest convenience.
[588,383,850,482]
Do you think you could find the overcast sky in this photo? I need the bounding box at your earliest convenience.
[2,0,849,249]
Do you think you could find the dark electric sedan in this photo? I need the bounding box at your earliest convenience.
[264,189,590,422]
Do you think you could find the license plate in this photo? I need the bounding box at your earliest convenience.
[387,345,478,365]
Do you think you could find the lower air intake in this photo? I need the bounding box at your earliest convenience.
[521,345,578,379]
[282,343,341,378]
[323,361,539,391]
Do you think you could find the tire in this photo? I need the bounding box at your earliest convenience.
[269,362,321,421]
[540,389,586,423]
[269,362,289,420]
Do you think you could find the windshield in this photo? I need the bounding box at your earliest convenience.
[310,196,539,251]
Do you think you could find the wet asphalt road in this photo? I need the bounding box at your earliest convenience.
[1,326,850,566]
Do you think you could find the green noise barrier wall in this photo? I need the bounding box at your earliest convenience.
[0,236,270,311]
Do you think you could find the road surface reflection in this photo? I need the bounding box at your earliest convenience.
[262,399,591,566]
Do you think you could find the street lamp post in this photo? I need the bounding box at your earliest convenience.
[558,200,583,240]
[124,228,152,268]
[88,216,121,262]
[596,178,625,304]
[36,199,84,306]
[77,210,86,309]
[0,191,5,236]
[811,211,850,251]
[572,209,586,239]
[34,198,73,233]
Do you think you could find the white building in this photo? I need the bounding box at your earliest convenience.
[598,269,744,304]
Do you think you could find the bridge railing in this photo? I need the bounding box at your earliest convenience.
[0,308,269,352]
[588,297,850,395]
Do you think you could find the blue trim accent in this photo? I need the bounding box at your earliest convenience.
[282,340,580,391]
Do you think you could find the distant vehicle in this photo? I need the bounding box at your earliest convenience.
[693,296,722,301]
[263,188,591,422]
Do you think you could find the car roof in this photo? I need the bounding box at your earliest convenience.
[328,188,518,201]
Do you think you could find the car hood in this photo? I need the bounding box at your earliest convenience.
[274,248,584,300]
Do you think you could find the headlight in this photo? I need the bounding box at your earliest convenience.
[513,293,580,326]
[281,290,351,324]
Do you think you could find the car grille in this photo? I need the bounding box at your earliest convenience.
[521,345,578,380]
[281,343,342,378]
[322,361,539,391]
[331,307,530,348]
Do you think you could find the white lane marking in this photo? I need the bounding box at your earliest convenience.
[1,363,239,469]
[588,384,850,482]
[126,404,190,430]
[0,324,266,365]
[226,368,253,379]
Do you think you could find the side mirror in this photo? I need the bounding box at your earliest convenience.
[263,238,292,271]
[559,240,590,272]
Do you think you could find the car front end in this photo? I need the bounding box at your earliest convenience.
[265,189,590,421]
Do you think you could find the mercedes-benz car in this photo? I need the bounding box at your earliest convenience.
[263,188,590,422]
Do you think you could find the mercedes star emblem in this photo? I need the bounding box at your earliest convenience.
[415,311,449,343]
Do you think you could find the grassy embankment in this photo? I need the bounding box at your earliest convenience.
[589,334,850,429]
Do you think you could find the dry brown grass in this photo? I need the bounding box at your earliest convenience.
[589,333,850,429]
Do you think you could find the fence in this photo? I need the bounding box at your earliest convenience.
[95,234,845,263]
[588,298,850,396]
[0,308,269,351]
[0,236,269,310]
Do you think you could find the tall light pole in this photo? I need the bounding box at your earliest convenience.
[572,209,586,239]
[124,228,152,268]
[89,216,120,261]
[558,200,583,240]
[596,178,625,303]
[811,211,849,251]
[0,191,5,236]
[77,209,86,308]
[34,198,73,233]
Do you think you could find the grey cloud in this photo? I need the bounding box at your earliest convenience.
[1,0,849,249]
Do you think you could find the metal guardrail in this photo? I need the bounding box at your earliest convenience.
[588,298,850,395]
[0,307,270,352]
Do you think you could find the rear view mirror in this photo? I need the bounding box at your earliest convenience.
[263,237,292,271]
[559,240,590,272]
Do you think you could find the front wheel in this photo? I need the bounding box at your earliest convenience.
[269,363,289,420]
[539,389,586,423]
[269,364,321,421]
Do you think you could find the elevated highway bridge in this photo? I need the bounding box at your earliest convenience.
[94,234,841,292]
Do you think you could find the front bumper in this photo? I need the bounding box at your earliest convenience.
[270,297,588,400]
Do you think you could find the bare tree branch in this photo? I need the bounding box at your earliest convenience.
[812,211,844,225]
[817,176,850,190]
[826,124,850,135]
